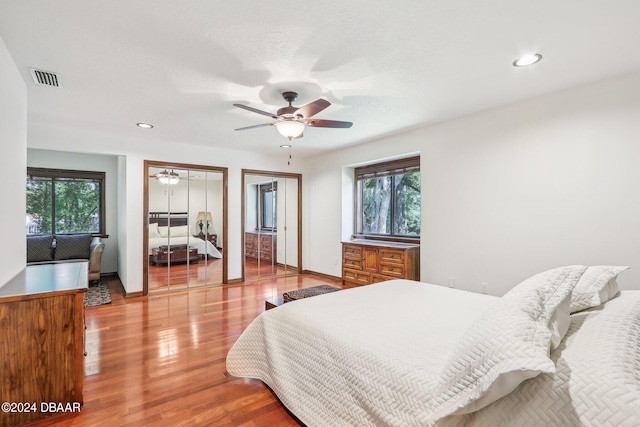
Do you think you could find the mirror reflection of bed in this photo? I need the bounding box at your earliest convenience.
[146,164,225,294]
[147,212,222,293]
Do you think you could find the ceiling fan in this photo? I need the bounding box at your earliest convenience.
[233,91,353,140]
[149,169,180,185]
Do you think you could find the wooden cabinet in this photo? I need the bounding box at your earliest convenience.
[245,231,277,262]
[0,263,87,427]
[342,240,419,286]
[152,244,199,265]
[195,233,218,248]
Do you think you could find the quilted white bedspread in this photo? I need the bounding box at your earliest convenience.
[443,290,640,427]
[226,280,498,426]
[227,282,640,426]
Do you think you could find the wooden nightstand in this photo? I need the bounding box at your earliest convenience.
[194,233,217,248]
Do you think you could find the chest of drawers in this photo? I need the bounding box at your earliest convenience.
[342,240,420,286]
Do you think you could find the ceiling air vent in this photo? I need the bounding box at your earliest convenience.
[29,68,62,87]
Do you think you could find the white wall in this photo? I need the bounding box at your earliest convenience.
[26,122,297,293]
[0,36,27,286]
[301,71,640,295]
[27,149,119,274]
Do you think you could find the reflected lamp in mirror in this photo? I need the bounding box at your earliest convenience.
[196,211,214,237]
[196,211,206,236]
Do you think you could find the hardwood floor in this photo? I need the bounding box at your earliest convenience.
[147,257,223,293]
[147,258,298,294]
[28,274,342,426]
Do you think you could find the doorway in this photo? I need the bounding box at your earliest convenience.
[144,161,228,294]
[242,170,301,281]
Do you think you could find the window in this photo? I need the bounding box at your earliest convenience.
[26,167,105,235]
[355,156,420,239]
[259,182,277,230]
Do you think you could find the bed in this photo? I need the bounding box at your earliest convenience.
[148,211,222,259]
[226,266,640,426]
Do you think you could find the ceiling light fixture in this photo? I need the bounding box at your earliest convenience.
[157,169,180,185]
[136,122,154,129]
[274,119,305,140]
[513,53,542,67]
[280,144,292,149]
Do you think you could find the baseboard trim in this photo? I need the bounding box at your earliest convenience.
[302,270,342,282]
[124,291,144,298]
[226,278,244,285]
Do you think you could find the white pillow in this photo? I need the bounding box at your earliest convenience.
[429,265,587,422]
[570,265,629,313]
[548,292,571,350]
[148,223,161,238]
[169,225,189,237]
[158,226,169,237]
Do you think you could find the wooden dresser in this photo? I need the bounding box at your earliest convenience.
[342,240,420,286]
[0,262,87,427]
[245,231,277,262]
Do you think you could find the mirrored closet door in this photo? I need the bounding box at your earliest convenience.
[144,161,227,294]
[242,170,301,281]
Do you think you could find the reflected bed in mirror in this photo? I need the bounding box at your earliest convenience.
[148,212,222,260]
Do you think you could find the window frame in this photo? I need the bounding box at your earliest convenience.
[353,156,421,243]
[258,181,277,232]
[26,167,106,236]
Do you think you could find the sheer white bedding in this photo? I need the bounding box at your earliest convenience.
[226,280,640,427]
[148,236,222,258]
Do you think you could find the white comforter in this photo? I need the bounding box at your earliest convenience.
[226,280,498,426]
[148,236,222,258]
[227,281,640,427]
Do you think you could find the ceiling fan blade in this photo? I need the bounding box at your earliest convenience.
[233,103,278,119]
[234,122,275,131]
[304,119,353,128]
[295,99,330,118]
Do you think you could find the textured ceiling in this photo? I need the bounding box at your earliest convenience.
[1,1,640,158]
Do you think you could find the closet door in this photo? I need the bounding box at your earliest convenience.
[146,163,227,295]
[275,176,298,276]
[243,171,300,280]
[187,169,224,287]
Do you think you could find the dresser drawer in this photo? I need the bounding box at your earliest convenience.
[371,273,393,284]
[343,257,363,270]
[343,244,362,259]
[379,262,405,278]
[342,268,370,286]
[260,241,272,251]
[378,249,405,265]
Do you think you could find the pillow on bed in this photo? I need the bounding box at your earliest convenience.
[570,265,629,313]
[169,225,189,237]
[429,265,587,422]
[149,223,161,239]
[158,226,169,237]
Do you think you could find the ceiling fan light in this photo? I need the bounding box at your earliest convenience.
[275,120,305,140]
[157,169,180,185]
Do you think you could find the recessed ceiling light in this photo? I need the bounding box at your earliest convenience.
[280,144,292,149]
[136,122,154,129]
[513,53,542,67]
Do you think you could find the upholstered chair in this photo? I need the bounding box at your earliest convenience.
[88,238,105,282]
